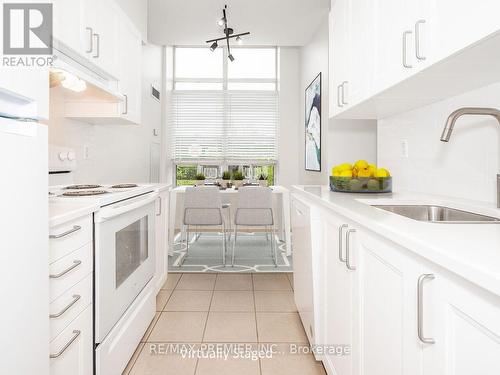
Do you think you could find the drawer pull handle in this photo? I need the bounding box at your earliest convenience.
[345,229,356,271]
[338,224,348,263]
[49,225,81,239]
[417,273,436,344]
[50,295,81,319]
[49,260,82,279]
[50,330,81,359]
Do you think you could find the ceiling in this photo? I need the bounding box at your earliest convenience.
[147,0,330,46]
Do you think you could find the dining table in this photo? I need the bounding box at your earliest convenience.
[168,185,292,256]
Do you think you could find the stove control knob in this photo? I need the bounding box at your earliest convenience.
[67,151,76,161]
[59,151,68,161]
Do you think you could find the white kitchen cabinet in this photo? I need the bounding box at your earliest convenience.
[423,266,500,375]
[154,189,169,293]
[356,232,423,375]
[53,0,119,79]
[433,0,500,64]
[321,211,357,375]
[52,0,87,57]
[50,306,93,375]
[118,16,142,125]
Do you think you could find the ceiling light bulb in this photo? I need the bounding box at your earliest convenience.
[210,41,218,51]
[217,17,225,27]
[228,54,235,62]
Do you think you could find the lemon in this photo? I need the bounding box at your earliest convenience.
[339,170,353,178]
[357,168,371,178]
[375,168,390,178]
[352,168,358,178]
[337,163,353,172]
[354,160,369,170]
[368,164,377,177]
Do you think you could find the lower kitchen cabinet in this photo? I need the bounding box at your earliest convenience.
[297,195,500,375]
[424,267,500,375]
[322,211,357,375]
[49,306,93,375]
[154,189,170,293]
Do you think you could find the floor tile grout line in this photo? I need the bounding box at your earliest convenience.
[251,273,263,375]
[123,342,145,375]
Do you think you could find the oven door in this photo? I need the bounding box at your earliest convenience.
[94,192,157,343]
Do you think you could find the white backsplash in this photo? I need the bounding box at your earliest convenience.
[378,81,500,204]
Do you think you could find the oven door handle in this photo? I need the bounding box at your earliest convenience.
[95,192,158,222]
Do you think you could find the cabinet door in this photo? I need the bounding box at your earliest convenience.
[118,16,142,124]
[433,0,500,64]
[329,0,350,117]
[423,270,500,375]
[373,0,414,92]
[356,233,422,375]
[50,306,93,375]
[322,214,356,375]
[155,191,169,293]
[94,0,119,76]
[52,0,86,56]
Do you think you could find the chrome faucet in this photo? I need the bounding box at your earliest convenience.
[440,107,500,208]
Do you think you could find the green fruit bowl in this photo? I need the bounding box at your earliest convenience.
[329,176,392,193]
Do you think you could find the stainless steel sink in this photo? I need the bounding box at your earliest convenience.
[371,205,500,223]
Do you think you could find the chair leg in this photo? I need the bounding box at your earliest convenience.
[265,226,269,242]
[222,223,226,267]
[180,225,189,267]
[272,225,278,267]
[231,225,238,267]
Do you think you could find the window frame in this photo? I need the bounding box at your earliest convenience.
[173,46,279,91]
[171,46,280,187]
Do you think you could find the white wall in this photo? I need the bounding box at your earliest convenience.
[378,81,500,204]
[48,43,163,184]
[278,47,301,188]
[115,0,148,40]
[300,17,377,184]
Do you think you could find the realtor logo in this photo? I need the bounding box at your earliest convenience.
[3,3,52,55]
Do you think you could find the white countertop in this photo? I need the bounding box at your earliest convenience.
[49,201,99,227]
[292,185,500,297]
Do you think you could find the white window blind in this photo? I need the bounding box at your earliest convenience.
[170,90,278,163]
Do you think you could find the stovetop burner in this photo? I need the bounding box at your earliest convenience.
[65,184,102,190]
[62,190,108,197]
[110,183,138,189]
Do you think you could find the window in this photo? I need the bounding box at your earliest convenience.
[171,47,279,186]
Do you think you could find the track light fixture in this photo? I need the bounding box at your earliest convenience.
[206,4,250,62]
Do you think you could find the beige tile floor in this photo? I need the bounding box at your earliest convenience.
[122,272,325,375]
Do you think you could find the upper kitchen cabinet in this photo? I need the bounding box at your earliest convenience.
[52,0,119,79]
[329,0,373,117]
[329,0,500,120]
[118,16,142,125]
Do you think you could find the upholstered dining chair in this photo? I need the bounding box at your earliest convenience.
[231,186,277,267]
[182,186,227,266]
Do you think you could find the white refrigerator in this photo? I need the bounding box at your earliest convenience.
[0,111,49,372]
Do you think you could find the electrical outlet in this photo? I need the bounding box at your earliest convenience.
[401,139,409,158]
[83,144,90,160]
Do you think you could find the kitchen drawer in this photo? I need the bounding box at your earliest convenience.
[50,242,92,302]
[50,274,92,341]
[50,305,93,375]
[50,215,92,264]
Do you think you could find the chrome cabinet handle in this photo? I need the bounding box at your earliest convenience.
[403,31,413,68]
[93,33,100,58]
[122,94,128,115]
[345,229,356,270]
[415,20,426,61]
[49,225,81,239]
[156,196,162,216]
[341,81,348,105]
[49,260,82,279]
[50,330,81,359]
[85,27,93,53]
[338,224,348,262]
[337,85,343,108]
[417,273,435,344]
[50,295,81,319]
